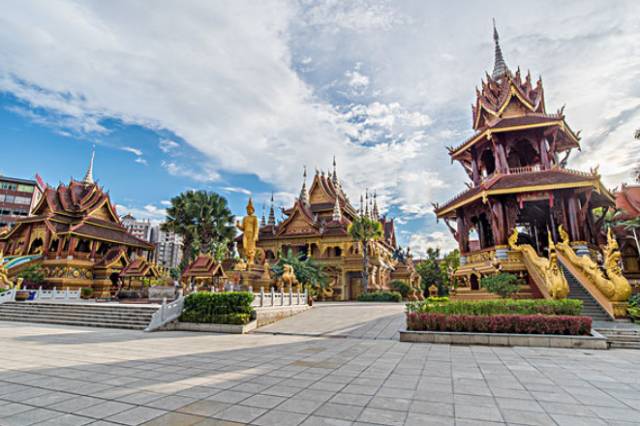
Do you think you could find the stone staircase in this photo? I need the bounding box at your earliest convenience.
[0,302,158,330]
[558,264,612,322]
[596,328,640,349]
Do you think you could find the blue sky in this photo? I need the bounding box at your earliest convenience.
[1,1,639,256]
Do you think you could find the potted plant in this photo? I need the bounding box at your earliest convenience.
[81,287,94,299]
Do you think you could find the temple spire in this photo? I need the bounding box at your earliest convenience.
[372,192,379,219]
[332,195,342,222]
[268,193,276,225]
[332,155,338,185]
[299,166,308,206]
[82,147,95,185]
[260,204,266,227]
[364,191,369,217]
[491,19,509,80]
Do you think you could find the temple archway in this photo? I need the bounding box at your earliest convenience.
[480,149,496,176]
[470,273,480,291]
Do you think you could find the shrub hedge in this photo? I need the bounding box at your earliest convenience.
[180,292,255,325]
[406,299,582,316]
[389,280,411,298]
[357,291,402,303]
[407,312,591,336]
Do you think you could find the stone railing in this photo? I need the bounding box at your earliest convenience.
[35,287,81,300]
[0,289,15,304]
[145,295,185,332]
[251,287,309,308]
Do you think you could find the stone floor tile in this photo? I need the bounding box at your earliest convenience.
[106,406,167,425]
[262,385,304,398]
[538,401,597,417]
[1,408,62,426]
[278,397,324,414]
[192,420,245,426]
[140,411,205,426]
[177,400,231,417]
[33,413,94,425]
[299,415,352,426]
[500,408,555,425]
[592,406,640,422]
[329,393,371,407]
[495,397,545,412]
[51,396,103,413]
[241,394,286,409]
[0,402,32,417]
[206,390,252,404]
[408,400,453,417]
[404,412,454,426]
[315,402,363,421]
[454,403,503,422]
[550,414,608,426]
[116,391,166,405]
[145,395,197,411]
[213,404,267,423]
[358,407,406,426]
[175,386,221,399]
[367,396,411,411]
[74,400,135,419]
[252,409,308,426]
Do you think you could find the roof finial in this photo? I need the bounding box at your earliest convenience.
[373,192,379,219]
[364,191,369,217]
[268,192,276,225]
[299,166,309,206]
[261,204,266,227]
[332,155,338,185]
[491,19,509,80]
[332,194,342,222]
[82,146,95,185]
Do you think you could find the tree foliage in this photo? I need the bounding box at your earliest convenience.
[162,190,235,268]
[481,273,522,298]
[271,249,328,289]
[347,216,384,293]
[415,248,460,296]
[17,265,45,285]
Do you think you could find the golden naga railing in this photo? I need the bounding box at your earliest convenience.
[508,229,569,300]
[556,226,631,318]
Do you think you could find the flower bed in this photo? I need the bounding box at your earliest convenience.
[406,312,591,336]
[180,291,255,325]
[357,291,402,303]
[407,299,582,316]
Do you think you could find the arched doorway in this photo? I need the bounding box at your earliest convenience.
[470,274,480,291]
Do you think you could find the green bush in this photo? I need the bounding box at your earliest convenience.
[357,291,402,303]
[180,292,255,324]
[406,299,582,316]
[389,280,411,298]
[628,293,640,308]
[426,296,449,303]
[481,273,522,298]
[628,306,640,322]
[81,288,93,298]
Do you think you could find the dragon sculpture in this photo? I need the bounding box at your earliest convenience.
[508,229,569,299]
[0,251,23,290]
[556,225,631,303]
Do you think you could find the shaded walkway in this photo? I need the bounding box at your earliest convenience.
[254,302,406,340]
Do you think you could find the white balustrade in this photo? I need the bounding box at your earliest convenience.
[145,295,185,332]
[250,288,310,308]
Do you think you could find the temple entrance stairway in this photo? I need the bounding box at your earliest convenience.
[595,328,640,349]
[558,263,612,322]
[451,284,535,301]
[0,302,157,330]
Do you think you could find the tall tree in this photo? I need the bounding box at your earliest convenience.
[415,247,445,295]
[348,216,384,293]
[162,190,235,268]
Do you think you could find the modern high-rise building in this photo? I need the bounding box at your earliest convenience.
[120,213,183,269]
[0,175,44,228]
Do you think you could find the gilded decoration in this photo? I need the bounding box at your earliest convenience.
[508,229,569,299]
[236,198,259,265]
[557,225,631,304]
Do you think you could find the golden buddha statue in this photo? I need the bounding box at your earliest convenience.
[236,198,259,265]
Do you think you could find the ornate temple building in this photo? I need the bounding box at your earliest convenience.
[236,162,420,300]
[614,184,640,284]
[0,151,154,297]
[434,24,632,317]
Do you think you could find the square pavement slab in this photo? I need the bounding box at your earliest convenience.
[0,320,639,426]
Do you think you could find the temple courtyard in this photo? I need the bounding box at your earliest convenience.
[1,308,640,426]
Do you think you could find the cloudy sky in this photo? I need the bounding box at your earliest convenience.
[1,0,639,256]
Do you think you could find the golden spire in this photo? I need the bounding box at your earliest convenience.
[332,194,342,222]
[268,192,276,225]
[492,19,509,80]
[82,146,95,185]
[299,166,308,206]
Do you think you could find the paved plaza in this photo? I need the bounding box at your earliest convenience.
[1,312,640,426]
[257,303,405,340]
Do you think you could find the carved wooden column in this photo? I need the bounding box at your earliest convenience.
[90,240,98,259]
[538,136,550,170]
[68,237,78,257]
[489,201,507,245]
[471,147,480,185]
[456,209,469,252]
[567,195,581,241]
[43,229,52,256]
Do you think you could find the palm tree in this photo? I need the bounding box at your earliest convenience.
[272,249,328,290]
[348,216,384,293]
[163,190,235,268]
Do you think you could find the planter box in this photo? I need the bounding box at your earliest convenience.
[163,320,257,334]
[399,329,608,350]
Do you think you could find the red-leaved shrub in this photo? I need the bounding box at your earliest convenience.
[406,313,591,336]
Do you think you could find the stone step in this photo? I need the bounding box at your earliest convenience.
[0,315,148,330]
[0,302,157,330]
[609,341,640,349]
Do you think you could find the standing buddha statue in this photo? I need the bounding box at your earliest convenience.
[236,198,259,265]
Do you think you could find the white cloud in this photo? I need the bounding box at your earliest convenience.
[221,186,252,195]
[159,138,179,153]
[161,161,220,183]
[134,157,148,165]
[122,146,143,156]
[116,203,166,224]
[409,231,458,258]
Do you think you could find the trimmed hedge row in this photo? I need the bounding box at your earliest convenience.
[407,312,591,336]
[407,299,582,316]
[357,291,402,303]
[180,292,255,325]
